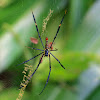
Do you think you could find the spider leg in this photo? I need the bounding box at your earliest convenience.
[19,54,44,89]
[39,54,51,95]
[16,52,43,66]
[50,10,67,48]
[25,46,44,51]
[50,52,65,69]
[27,54,44,81]
[32,12,44,48]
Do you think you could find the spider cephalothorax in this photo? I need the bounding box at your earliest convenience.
[44,37,49,57]
[17,10,67,95]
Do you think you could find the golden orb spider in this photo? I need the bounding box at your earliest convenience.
[17,10,67,95]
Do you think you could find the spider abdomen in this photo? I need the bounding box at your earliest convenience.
[45,49,48,56]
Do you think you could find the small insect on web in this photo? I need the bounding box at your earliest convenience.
[17,10,67,95]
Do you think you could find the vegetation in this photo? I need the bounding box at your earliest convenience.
[0,0,100,100]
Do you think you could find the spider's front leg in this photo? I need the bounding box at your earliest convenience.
[50,10,67,48]
[32,12,44,48]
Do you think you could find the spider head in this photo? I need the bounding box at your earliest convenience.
[45,37,48,41]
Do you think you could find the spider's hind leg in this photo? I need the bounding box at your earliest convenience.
[50,52,65,69]
[19,54,44,89]
[39,54,51,95]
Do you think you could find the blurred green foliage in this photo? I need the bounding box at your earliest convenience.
[0,0,100,100]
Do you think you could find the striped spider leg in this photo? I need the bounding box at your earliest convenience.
[16,52,43,66]
[17,10,66,94]
[39,54,51,95]
[50,10,67,48]
[16,10,45,66]
[32,11,44,48]
[19,53,44,89]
